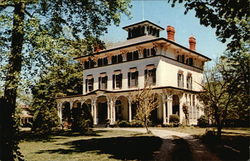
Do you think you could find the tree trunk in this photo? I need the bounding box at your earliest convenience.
[217,122,222,138]
[145,118,150,134]
[0,2,25,161]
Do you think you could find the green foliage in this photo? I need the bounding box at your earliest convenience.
[169,114,180,127]
[130,120,144,127]
[197,115,209,128]
[168,0,249,51]
[220,42,250,122]
[32,106,59,134]
[117,120,130,127]
[71,106,93,133]
[1,1,131,160]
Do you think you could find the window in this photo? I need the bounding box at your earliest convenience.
[186,58,193,66]
[113,70,122,89]
[187,74,192,90]
[112,54,123,64]
[177,55,185,63]
[85,75,94,92]
[127,51,139,61]
[128,68,138,88]
[177,72,184,88]
[97,57,108,67]
[145,65,156,85]
[98,73,107,90]
[84,60,95,69]
[143,47,156,58]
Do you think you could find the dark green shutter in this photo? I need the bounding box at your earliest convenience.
[98,77,101,89]
[120,74,123,88]
[135,71,139,87]
[112,75,115,89]
[153,68,156,84]
[128,72,130,87]
[85,79,88,92]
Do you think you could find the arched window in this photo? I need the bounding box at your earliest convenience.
[145,64,156,85]
[177,71,184,88]
[113,70,122,89]
[187,74,192,90]
[128,68,138,88]
[85,75,94,92]
[99,73,108,90]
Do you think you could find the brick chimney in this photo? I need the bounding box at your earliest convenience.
[167,26,175,41]
[94,44,105,52]
[189,36,196,50]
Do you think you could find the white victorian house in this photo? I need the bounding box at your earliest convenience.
[56,20,211,126]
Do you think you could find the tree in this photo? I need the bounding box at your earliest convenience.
[182,103,189,125]
[0,1,131,160]
[31,56,83,132]
[198,63,238,137]
[220,42,250,123]
[130,82,160,134]
[168,0,249,51]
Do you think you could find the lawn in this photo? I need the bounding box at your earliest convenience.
[19,129,162,161]
[162,126,250,136]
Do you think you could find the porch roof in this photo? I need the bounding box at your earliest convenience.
[56,86,204,100]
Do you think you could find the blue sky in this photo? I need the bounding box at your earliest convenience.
[101,0,227,64]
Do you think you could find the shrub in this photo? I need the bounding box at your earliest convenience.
[169,114,180,123]
[130,120,144,127]
[197,115,209,127]
[117,120,130,127]
[169,114,180,127]
[32,106,59,134]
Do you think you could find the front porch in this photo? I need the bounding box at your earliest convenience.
[56,88,199,126]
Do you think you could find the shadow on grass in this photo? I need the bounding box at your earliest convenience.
[171,137,193,161]
[221,131,249,136]
[202,133,249,161]
[20,130,103,142]
[36,136,162,160]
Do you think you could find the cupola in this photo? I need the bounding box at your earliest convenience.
[123,20,164,40]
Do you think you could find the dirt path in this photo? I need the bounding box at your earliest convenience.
[102,127,222,161]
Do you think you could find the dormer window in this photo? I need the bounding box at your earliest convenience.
[112,54,123,64]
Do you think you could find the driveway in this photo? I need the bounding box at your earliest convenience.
[102,127,221,161]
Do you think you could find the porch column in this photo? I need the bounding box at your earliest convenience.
[162,95,167,125]
[128,99,132,122]
[113,101,116,124]
[92,99,97,125]
[110,99,115,125]
[167,96,173,123]
[179,95,184,124]
[57,103,62,125]
[107,100,110,120]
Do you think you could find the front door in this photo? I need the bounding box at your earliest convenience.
[98,102,107,124]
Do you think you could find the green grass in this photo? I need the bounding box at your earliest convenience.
[162,126,250,136]
[19,129,162,161]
